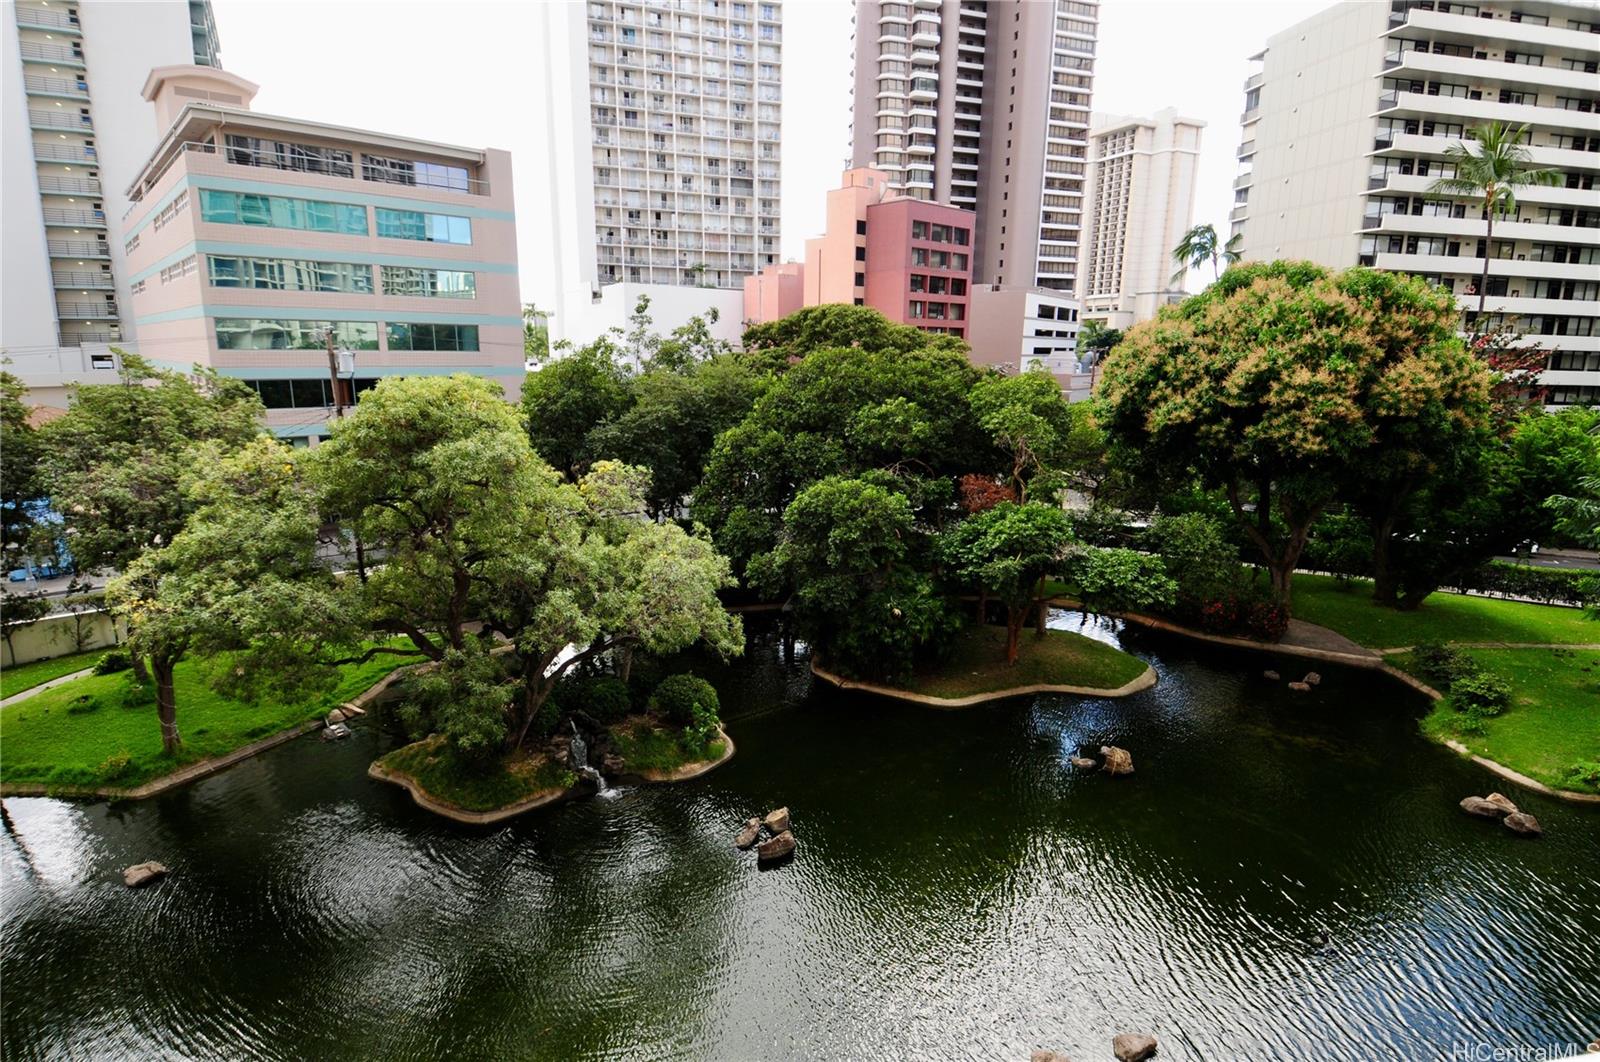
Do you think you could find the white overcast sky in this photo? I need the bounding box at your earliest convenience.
[209,0,1335,300]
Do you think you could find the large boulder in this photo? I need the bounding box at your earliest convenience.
[1112,1032,1158,1062]
[733,817,761,849]
[1099,746,1134,776]
[122,861,169,888]
[1303,672,1322,686]
[757,831,796,863]
[1503,812,1542,837]
[1287,681,1310,692]
[1485,792,1519,816]
[1069,756,1098,769]
[1459,796,1503,819]
[325,708,347,726]
[600,753,626,776]
[763,807,791,835]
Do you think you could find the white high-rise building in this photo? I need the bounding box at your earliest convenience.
[2,0,222,359]
[1232,0,1599,406]
[849,0,1099,292]
[542,0,782,347]
[1079,107,1205,331]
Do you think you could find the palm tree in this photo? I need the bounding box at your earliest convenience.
[1170,224,1243,287]
[1428,121,1562,317]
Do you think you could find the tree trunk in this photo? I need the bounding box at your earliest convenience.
[1477,207,1493,318]
[1005,605,1023,665]
[976,586,987,623]
[1371,509,1400,606]
[152,654,180,755]
[130,651,150,685]
[618,645,634,684]
[1269,563,1295,611]
[1034,576,1049,637]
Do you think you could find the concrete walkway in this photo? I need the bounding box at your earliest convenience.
[0,668,96,708]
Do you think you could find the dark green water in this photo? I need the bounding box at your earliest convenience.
[3,613,1598,1060]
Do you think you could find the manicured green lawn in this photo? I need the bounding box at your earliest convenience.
[609,716,725,774]
[889,623,1148,700]
[378,736,574,812]
[0,651,414,789]
[1291,574,1597,649]
[1397,647,1600,796]
[0,648,107,700]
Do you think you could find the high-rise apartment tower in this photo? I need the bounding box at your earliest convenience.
[849,0,1098,292]
[2,0,222,355]
[1232,0,1599,405]
[543,0,782,347]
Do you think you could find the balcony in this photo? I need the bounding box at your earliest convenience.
[29,109,92,132]
[52,271,114,288]
[1377,91,1600,134]
[16,41,82,64]
[14,5,81,32]
[1384,6,1600,54]
[37,175,100,195]
[23,73,88,97]
[1236,139,1256,160]
[1382,48,1599,95]
[32,141,96,163]
[56,301,119,319]
[47,238,108,257]
[43,207,106,227]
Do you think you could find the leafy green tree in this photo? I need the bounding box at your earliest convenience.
[695,343,990,574]
[521,337,633,480]
[1062,545,1176,620]
[1170,223,1242,286]
[1,370,42,562]
[36,353,263,575]
[1076,320,1124,357]
[1510,407,1600,545]
[941,502,1074,664]
[751,476,955,680]
[740,304,968,374]
[585,354,767,517]
[523,303,551,362]
[651,307,733,374]
[307,376,742,755]
[105,437,325,754]
[969,368,1080,503]
[1428,121,1562,317]
[1097,262,1492,607]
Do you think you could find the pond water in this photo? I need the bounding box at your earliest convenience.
[3,614,1598,1061]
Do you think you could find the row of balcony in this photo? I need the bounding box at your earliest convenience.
[56,301,119,319]
[16,41,83,65]
[23,73,88,97]
[1375,89,1600,133]
[14,4,81,31]
[29,109,92,132]
[42,207,106,227]
[52,271,114,288]
[590,71,773,96]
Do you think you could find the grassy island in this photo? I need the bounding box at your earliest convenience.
[824,623,1152,705]
[0,652,412,791]
[374,736,576,815]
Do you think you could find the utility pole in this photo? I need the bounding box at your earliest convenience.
[324,328,346,419]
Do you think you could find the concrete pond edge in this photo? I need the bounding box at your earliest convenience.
[809,657,1158,708]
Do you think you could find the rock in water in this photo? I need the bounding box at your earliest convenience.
[763,806,791,835]
[123,862,169,888]
[1112,1032,1158,1062]
[1031,1052,1072,1062]
[1303,672,1322,686]
[1485,792,1519,816]
[325,708,347,726]
[1503,812,1543,837]
[734,817,761,849]
[1099,746,1134,776]
[322,723,352,741]
[1262,670,1280,681]
[757,831,796,862]
[1459,796,1504,818]
[1287,681,1311,692]
[1069,756,1097,769]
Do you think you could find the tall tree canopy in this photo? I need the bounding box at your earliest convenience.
[1097,262,1493,606]
[36,353,263,574]
[739,304,969,374]
[0,370,41,562]
[521,336,633,481]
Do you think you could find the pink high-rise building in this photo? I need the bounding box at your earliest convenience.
[745,167,973,338]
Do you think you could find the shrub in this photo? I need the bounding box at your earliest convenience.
[1412,642,1475,685]
[94,647,133,675]
[1147,512,1241,604]
[1198,596,1241,634]
[66,693,101,715]
[1244,599,1290,642]
[1450,670,1511,716]
[1565,760,1600,789]
[554,674,633,724]
[97,750,132,782]
[683,700,722,758]
[649,673,720,727]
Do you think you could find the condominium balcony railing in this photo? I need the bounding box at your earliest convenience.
[23,73,88,97]
[16,41,82,63]
[47,238,109,257]
[42,207,106,226]
[52,271,115,288]
[30,109,93,131]
[14,5,81,31]
[56,301,119,319]
[37,175,101,195]
[33,142,96,163]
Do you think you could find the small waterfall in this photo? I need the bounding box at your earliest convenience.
[569,721,608,794]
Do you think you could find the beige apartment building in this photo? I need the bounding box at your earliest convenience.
[850,0,1099,293]
[1079,108,1204,332]
[1232,0,1599,405]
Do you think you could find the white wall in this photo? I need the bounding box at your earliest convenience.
[555,281,745,353]
[1,11,59,354]
[2,608,127,667]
